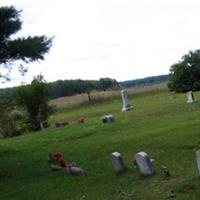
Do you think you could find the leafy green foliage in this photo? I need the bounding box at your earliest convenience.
[16,75,52,131]
[168,50,200,92]
[0,6,52,81]
[47,78,118,99]
[99,77,119,91]
[0,108,26,137]
[0,97,26,137]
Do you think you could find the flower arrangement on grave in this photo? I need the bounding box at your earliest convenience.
[55,120,69,127]
[58,157,67,167]
[66,162,85,176]
[48,152,67,166]
[77,117,85,124]
[55,117,85,128]
[47,152,84,175]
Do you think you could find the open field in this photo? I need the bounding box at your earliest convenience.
[1,89,200,199]
[49,83,168,109]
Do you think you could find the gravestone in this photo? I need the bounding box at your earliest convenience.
[121,90,133,111]
[111,152,126,173]
[196,150,200,175]
[187,91,194,104]
[135,152,154,176]
[102,114,115,123]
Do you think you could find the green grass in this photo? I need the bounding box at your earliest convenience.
[1,91,200,200]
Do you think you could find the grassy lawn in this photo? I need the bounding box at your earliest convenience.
[1,90,200,200]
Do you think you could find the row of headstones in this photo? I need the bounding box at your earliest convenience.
[112,150,200,176]
[111,151,154,175]
[106,91,196,174]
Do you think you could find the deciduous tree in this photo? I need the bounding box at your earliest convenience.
[168,50,200,92]
[16,75,52,131]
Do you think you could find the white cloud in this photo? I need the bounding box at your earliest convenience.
[1,0,200,88]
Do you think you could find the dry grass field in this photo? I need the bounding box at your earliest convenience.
[49,83,168,109]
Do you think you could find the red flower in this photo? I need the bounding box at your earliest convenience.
[77,117,85,124]
[62,121,69,126]
[53,152,62,159]
[58,157,67,167]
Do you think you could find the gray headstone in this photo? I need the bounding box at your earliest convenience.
[121,90,133,111]
[196,150,200,175]
[135,152,154,176]
[187,91,194,104]
[102,114,115,123]
[111,152,126,173]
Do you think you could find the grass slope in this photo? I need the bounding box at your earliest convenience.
[1,91,200,200]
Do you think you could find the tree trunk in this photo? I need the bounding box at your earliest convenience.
[38,105,44,131]
[87,92,91,102]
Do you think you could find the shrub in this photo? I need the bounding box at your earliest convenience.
[0,109,27,137]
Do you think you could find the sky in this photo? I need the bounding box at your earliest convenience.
[1,0,200,88]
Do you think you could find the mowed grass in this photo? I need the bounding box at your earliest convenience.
[1,90,200,200]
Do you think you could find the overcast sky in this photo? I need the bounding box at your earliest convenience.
[1,0,200,88]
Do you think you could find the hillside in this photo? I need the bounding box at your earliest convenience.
[120,74,169,88]
[1,90,200,200]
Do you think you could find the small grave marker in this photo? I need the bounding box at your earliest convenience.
[187,91,194,104]
[102,114,115,123]
[196,150,200,175]
[134,151,154,176]
[111,152,126,173]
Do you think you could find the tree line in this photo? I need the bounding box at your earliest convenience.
[0,74,172,105]
[0,77,119,103]
[48,78,119,99]
[120,75,169,88]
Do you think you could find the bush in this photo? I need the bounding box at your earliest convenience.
[0,109,26,137]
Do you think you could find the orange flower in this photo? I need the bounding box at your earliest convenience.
[58,157,67,167]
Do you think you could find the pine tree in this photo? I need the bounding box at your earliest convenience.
[0,6,52,82]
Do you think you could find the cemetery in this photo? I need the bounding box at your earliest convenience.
[1,3,200,200]
[1,89,200,200]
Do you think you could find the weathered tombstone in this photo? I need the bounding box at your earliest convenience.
[121,90,133,111]
[187,91,194,104]
[102,114,115,123]
[111,152,126,173]
[135,152,154,176]
[196,150,200,175]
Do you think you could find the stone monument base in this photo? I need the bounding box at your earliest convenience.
[122,105,133,112]
[187,100,194,104]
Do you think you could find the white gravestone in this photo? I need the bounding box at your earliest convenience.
[196,150,200,175]
[102,114,115,123]
[121,90,133,111]
[187,91,194,104]
[111,152,126,173]
[135,152,154,176]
